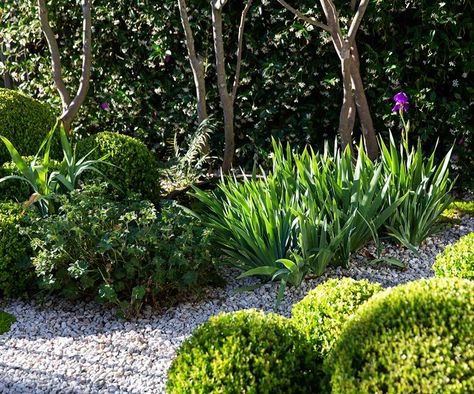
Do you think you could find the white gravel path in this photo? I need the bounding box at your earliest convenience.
[1,215,473,394]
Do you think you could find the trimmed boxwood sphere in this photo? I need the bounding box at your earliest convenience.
[326,278,474,394]
[433,232,474,280]
[292,278,383,356]
[166,309,319,394]
[76,132,161,203]
[0,202,38,297]
[0,88,57,163]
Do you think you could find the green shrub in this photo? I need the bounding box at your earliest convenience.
[76,132,161,203]
[166,309,319,394]
[442,200,474,220]
[0,311,16,334]
[433,233,474,280]
[0,88,57,163]
[0,156,61,203]
[327,278,474,394]
[0,202,38,297]
[28,183,217,317]
[291,278,383,357]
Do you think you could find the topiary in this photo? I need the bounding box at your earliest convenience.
[0,156,62,203]
[291,278,383,357]
[0,202,38,297]
[433,232,474,280]
[76,132,161,203]
[166,309,319,394]
[327,278,474,394]
[0,88,57,164]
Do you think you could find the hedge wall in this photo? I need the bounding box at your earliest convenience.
[1,0,472,180]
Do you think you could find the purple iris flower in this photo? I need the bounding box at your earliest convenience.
[100,102,110,111]
[392,92,409,113]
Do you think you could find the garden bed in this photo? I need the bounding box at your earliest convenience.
[1,214,473,393]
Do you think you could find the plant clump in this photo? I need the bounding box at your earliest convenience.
[166,309,319,394]
[27,183,217,317]
[326,278,474,394]
[0,88,57,163]
[433,232,474,280]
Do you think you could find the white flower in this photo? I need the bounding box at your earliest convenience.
[452,80,459,87]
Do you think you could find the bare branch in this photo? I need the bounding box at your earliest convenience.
[347,0,369,46]
[61,0,92,129]
[37,0,71,112]
[318,0,343,53]
[277,0,331,32]
[231,0,253,102]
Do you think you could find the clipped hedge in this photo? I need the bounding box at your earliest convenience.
[0,202,37,297]
[327,278,474,394]
[433,232,474,280]
[166,309,319,394]
[2,1,472,177]
[0,88,57,163]
[0,311,16,334]
[292,278,383,357]
[76,132,161,203]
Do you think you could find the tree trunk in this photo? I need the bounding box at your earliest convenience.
[211,3,235,173]
[350,44,379,159]
[338,57,354,152]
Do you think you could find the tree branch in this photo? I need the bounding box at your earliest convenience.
[37,0,71,111]
[347,0,369,46]
[277,0,331,32]
[231,0,253,102]
[61,0,92,129]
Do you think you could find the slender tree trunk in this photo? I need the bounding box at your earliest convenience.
[211,4,234,173]
[339,56,355,151]
[177,0,208,125]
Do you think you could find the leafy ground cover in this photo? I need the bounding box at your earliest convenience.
[0,311,16,334]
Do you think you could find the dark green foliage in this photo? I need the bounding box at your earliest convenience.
[291,278,383,356]
[0,156,61,203]
[0,88,57,163]
[28,183,216,317]
[193,140,402,305]
[76,132,161,203]
[0,202,38,297]
[327,278,474,394]
[0,311,16,334]
[166,309,319,394]
[433,232,474,280]
[1,1,472,179]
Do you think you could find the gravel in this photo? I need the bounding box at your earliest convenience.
[1,215,473,393]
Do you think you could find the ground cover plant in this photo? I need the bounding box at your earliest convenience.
[27,183,218,317]
[326,278,474,393]
[166,309,319,394]
[0,311,16,334]
[433,232,474,280]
